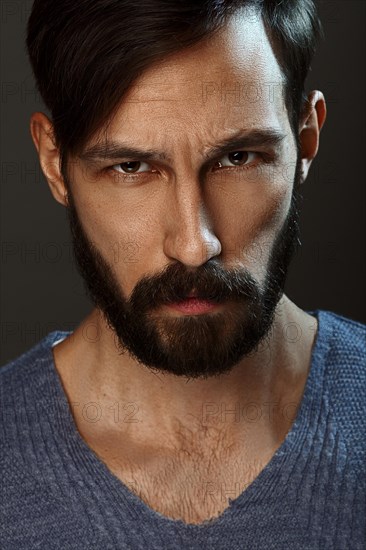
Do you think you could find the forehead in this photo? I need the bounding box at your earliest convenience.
[98,9,287,144]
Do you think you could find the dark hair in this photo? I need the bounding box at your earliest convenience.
[26,0,323,171]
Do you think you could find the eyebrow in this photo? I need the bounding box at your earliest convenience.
[79,128,286,165]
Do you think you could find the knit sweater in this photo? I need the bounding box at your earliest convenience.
[1,310,365,550]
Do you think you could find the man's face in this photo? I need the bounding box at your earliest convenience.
[65,10,302,379]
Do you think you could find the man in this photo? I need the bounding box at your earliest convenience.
[1,0,365,548]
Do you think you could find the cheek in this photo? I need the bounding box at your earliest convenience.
[69,191,146,280]
[246,188,291,279]
[89,213,153,276]
[211,169,292,273]
[72,164,163,246]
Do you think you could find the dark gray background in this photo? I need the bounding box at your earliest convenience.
[1,0,365,365]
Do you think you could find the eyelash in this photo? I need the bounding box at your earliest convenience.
[106,151,269,181]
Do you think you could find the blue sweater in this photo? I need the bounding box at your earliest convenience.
[1,310,365,549]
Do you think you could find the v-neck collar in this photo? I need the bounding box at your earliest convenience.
[38,309,331,532]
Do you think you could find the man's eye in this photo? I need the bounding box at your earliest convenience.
[214,151,258,169]
[112,160,152,174]
[109,151,259,178]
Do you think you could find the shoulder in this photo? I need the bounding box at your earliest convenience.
[308,309,365,392]
[316,309,365,368]
[324,309,365,344]
[315,308,365,386]
[314,310,366,465]
[0,331,70,434]
[0,331,70,377]
[0,332,71,508]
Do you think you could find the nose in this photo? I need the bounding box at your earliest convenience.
[163,180,222,267]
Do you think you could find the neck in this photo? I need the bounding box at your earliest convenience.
[53,295,318,453]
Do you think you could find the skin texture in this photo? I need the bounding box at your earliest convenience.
[30,12,326,524]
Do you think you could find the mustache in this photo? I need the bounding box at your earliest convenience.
[67,195,261,313]
[128,261,261,312]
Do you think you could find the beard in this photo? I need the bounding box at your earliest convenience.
[64,157,302,380]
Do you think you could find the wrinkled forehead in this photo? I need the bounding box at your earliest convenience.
[125,10,284,108]
[93,9,288,147]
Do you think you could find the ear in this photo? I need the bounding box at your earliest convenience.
[298,90,327,183]
[30,112,69,207]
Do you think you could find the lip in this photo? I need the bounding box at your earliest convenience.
[167,297,219,315]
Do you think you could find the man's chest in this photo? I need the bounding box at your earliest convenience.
[88,439,275,525]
